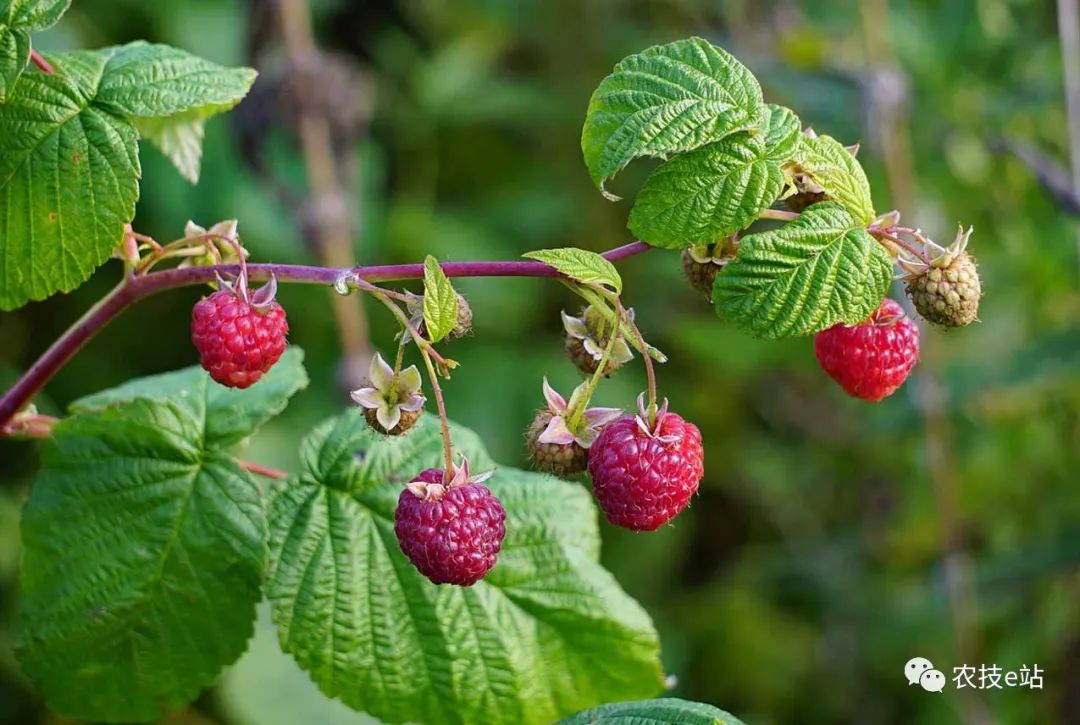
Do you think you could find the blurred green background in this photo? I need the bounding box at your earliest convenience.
[2,0,1079,723]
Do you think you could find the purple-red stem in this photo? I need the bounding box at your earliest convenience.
[29,50,54,75]
[0,242,650,427]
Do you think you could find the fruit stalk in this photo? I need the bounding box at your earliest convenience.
[420,346,454,474]
[0,243,652,428]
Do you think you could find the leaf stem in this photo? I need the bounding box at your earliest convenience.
[758,208,800,222]
[419,346,454,474]
[236,459,289,480]
[29,50,53,75]
[618,298,657,425]
[0,242,651,427]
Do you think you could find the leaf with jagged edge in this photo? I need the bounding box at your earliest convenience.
[713,202,892,338]
[0,0,70,102]
[422,255,459,343]
[559,698,748,725]
[0,42,255,309]
[267,411,665,725]
[789,132,875,223]
[762,103,801,161]
[16,352,308,721]
[628,133,784,248]
[523,247,623,292]
[581,37,764,198]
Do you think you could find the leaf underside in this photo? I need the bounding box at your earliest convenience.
[558,697,748,725]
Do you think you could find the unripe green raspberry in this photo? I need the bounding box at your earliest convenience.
[900,226,981,327]
[681,241,736,301]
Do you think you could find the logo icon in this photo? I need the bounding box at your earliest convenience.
[905,656,934,686]
[920,668,946,692]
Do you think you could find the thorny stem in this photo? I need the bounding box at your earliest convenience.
[29,50,53,75]
[0,242,651,428]
[419,346,454,474]
[619,298,657,426]
[237,459,289,480]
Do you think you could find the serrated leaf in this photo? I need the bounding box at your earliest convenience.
[559,698,747,725]
[267,412,664,725]
[134,110,206,183]
[3,0,71,30]
[0,0,71,102]
[72,346,309,446]
[790,132,875,223]
[0,50,139,310]
[16,398,267,721]
[713,202,892,338]
[523,247,623,292]
[0,26,30,102]
[628,134,784,248]
[94,41,256,119]
[762,103,801,161]
[581,37,763,196]
[422,255,459,343]
[0,43,256,309]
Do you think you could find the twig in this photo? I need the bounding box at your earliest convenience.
[0,242,651,427]
[419,346,453,474]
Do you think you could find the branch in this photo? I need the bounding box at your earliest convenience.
[0,242,651,427]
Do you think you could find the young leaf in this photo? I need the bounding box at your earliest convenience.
[790,132,875,223]
[762,103,801,161]
[559,698,747,725]
[713,202,892,338]
[581,37,764,197]
[0,0,70,102]
[15,353,308,721]
[267,412,665,725]
[422,255,459,342]
[133,109,206,184]
[0,43,255,309]
[523,247,623,292]
[627,134,784,248]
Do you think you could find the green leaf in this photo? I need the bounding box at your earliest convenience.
[627,134,784,248]
[96,42,256,183]
[762,103,801,161]
[790,132,875,223]
[94,41,257,119]
[422,255,459,343]
[0,0,71,102]
[16,353,308,721]
[267,412,664,725]
[523,247,623,292]
[713,202,893,338]
[16,399,267,721]
[559,698,748,725]
[0,43,256,309]
[3,0,71,30]
[581,37,763,197]
[133,110,206,183]
[72,346,309,446]
[0,26,30,102]
[0,50,139,309]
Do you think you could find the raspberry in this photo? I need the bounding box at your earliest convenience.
[813,298,920,402]
[363,407,422,436]
[785,190,828,212]
[394,460,505,586]
[681,240,737,301]
[524,378,621,477]
[587,398,704,531]
[527,411,588,476]
[406,292,474,340]
[899,225,981,327]
[351,353,426,436]
[562,305,634,377]
[191,287,288,388]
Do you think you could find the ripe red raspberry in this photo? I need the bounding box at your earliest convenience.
[394,461,506,586]
[813,298,919,402]
[191,288,288,389]
[587,398,704,531]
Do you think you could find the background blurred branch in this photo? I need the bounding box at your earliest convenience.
[1057,0,1080,274]
[275,0,374,391]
